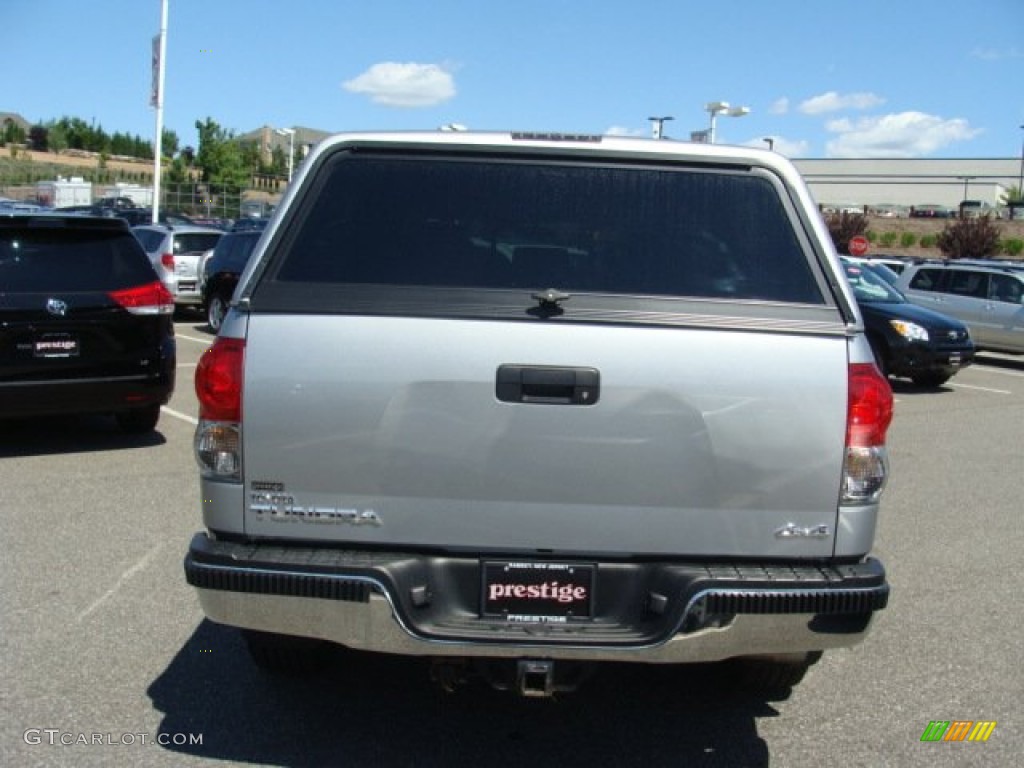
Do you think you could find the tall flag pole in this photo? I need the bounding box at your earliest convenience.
[151,0,169,223]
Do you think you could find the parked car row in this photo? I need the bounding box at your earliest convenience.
[841,258,975,387]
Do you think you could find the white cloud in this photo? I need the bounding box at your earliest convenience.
[799,91,885,115]
[343,62,456,108]
[769,98,789,116]
[824,111,981,158]
[971,47,1023,61]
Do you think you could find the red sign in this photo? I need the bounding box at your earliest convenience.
[849,236,869,256]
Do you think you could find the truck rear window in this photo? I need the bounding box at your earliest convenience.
[270,153,822,305]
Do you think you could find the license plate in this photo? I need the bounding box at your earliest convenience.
[177,281,196,292]
[481,561,595,622]
[949,353,962,366]
[34,336,79,358]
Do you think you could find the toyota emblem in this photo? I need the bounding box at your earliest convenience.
[45,298,69,316]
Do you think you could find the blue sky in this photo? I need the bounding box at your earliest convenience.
[2,0,1023,159]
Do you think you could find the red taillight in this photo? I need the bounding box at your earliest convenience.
[161,252,175,269]
[196,337,245,421]
[109,281,175,314]
[847,363,893,448]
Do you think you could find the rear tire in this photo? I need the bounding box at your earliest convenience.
[115,404,160,434]
[242,630,331,675]
[207,293,228,333]
[910,371,951,388]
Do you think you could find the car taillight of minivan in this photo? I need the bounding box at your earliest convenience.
[841,363,894,504]
[109,280,175,315]
[161,252,175,270]
[194,337,244,479]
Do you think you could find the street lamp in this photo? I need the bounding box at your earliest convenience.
[1017,124,1023,203]
[704,101,750,144]
[763,137,775,151]
[956,175,975,201]
[275,128,296,183]
[648,115,674,140]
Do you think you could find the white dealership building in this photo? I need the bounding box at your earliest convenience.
[791,157,1021,212]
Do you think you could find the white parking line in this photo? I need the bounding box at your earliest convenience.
[77,543,163,623]
[162,406,198,425]
[950,383,1012,395]
[971,365,1024,378]
[176,332,212,345]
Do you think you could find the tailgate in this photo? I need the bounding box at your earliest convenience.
[241,315,848,558]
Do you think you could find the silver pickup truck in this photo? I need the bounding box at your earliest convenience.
[186,132,893,697]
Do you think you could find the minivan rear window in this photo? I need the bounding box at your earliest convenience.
[0,229,157,292]
[273,154,823,304]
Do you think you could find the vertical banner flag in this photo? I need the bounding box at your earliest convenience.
[150,34,161,107]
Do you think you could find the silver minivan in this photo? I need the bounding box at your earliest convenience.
[896,261,1024,354]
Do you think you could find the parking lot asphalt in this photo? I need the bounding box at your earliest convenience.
[1,321,1021,767]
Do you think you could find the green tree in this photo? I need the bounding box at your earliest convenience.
[161,128,179,158]
[46,121,68,154]
[2,118,26,146]
[28,124,48,151]
[1000,185,1022,204]
[194,117,250,192]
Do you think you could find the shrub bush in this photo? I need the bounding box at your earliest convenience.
[1002,238,1024,257]
[880,232,898,247]
[824,212,868,255]
[900,232,917,248]
[938,217,1002,259]
[865,230,878,243]
[920,234,937,249]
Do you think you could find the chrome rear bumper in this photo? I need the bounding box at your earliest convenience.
[186,533,887,663]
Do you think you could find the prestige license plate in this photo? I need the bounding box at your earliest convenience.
[482,561,594,622]
[34,336,79,358]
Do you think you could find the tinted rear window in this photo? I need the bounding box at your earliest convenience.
[0,228,157,291]
[273,154,822,304]
[174,233,221,254]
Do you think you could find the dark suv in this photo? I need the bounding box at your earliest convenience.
[200,229,263,331]
[0,214,176,433]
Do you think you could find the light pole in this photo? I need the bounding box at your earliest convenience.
[275,128,296,183]
[705,101,750,144]
[957,175,975,201]
[763,137,775,151]
[648,115,674,140]
[1017,124,1023,203]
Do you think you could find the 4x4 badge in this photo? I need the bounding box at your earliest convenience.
[775,523,831,539]
[45,298,68,316]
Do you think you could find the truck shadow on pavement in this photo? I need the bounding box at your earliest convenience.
[149,620,780,768]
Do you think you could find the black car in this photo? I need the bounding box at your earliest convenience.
[200,229,263,331]
[842,259,974,387]
[0,214,176,432]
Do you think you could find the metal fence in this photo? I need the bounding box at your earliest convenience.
[162,182,244,219]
